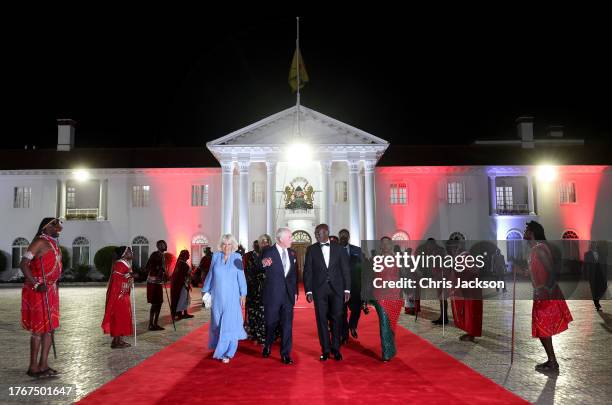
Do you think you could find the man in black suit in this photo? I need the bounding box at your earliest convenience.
[338,229,363,343]
[304,223,351,361]
[261,227,298,364]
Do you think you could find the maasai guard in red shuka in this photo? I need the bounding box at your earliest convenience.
[102,260,134,337]
[21,234,62,334]
[529,242,573,338]
[450,251,483,337]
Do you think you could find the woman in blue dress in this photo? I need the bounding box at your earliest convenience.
[202,234,247,363]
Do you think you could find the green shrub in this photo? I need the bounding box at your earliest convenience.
[94,246,118,280]
[74,264,91,282]
[0,251,7,272]
[59,246,70,271]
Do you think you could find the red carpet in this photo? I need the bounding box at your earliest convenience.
[79,302,527,404]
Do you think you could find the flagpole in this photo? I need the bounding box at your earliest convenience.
[296,16,301,137]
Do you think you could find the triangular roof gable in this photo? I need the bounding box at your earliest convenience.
[207,105,388,147]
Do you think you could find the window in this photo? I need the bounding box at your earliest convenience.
[132,185,150,208]
[496,186,513,210]
[251,181,264,204]
[392,231,410,241]
[559,182,577,204]
[562,230,580,260]
[390,183,407,205]
[131,236,149,270]
[72,236,90,266]
[449,232,466,241]
[191,234,209,267]
[11,237,29,268]
[13,187,32,208]
[447,182,465,204]
[66,186,76,209]
[334,181,347,203]
[191,184,209,207]
[506,230,524,262]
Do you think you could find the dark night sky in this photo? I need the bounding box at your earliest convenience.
[4,13,612,149]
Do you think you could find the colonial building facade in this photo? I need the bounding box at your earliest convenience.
[1,106,610,280]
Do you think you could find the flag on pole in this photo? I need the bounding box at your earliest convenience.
[288,47,309,92]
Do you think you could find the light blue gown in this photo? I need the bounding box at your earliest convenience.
[202,251,247,359]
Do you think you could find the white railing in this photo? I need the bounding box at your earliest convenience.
[66,208,100,220]
[495,203,530,215]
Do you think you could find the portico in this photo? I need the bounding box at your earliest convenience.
[207,105,388,247]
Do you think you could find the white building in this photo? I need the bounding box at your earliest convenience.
[1,106,610,280]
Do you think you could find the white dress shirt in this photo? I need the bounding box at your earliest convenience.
[275,244,290,277]
[320,242,330,268]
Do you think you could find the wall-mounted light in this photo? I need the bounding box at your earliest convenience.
[536,164,557,182]
[73,168,90,182]
[286,142,312,163]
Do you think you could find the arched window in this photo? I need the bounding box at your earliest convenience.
[449,232,466,241]
[191,234,209,267]
[292,230,312,244]
[506,230,524,262]
[11,237,29,268]
[392,231,410,241]
[131,236,149,270]
[562,230,580,260]
[72,236,90,266]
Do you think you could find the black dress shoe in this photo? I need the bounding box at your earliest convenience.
[262,346,271,358]
[349,327,358,339]
[332,351,343,361]
[320,353,329,361]
[281,355,294,365]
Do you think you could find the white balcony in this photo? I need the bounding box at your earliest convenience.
[65,208,100,221]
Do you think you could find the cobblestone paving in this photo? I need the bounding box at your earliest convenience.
[397,289,611,405]
[0,285,209,404]
[0,284,610,404]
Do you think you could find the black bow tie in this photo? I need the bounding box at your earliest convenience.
[320,242,330,246]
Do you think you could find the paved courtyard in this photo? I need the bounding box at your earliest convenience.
[0,284,210,404]
[0,283,610,404]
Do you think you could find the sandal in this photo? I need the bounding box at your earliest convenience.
[535,361,559,373]
[26,369,40,378]
[37,369,57,378]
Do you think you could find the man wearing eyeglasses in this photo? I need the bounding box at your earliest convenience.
[20,217,64,378]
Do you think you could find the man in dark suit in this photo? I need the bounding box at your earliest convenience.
[261,227,298,364]
[584,241,607,311]
[304,223,351,361]
[338,229,363,343]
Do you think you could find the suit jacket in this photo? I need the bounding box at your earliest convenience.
[303,242,351,297]
[344,244,363,294]
[261,245,298,306]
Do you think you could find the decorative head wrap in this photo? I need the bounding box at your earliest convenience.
[35,217,59,238]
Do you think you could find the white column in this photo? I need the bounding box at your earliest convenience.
[358,170,365,241]
[321,161,333,230]
[238,161,250,248]
[526,175,535,215]
[221,161,234,235]
[364,160,376,240]
[59,180,67,220]
[489,175,497,215]
[97,179,106,221]
[266,161,277,236]
[348,160,361,246]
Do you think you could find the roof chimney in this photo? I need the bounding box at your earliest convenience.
[516,116,534,149]
[546,125,564,138]
[57,119,76,151]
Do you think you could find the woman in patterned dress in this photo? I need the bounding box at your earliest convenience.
[371,236,404,362]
